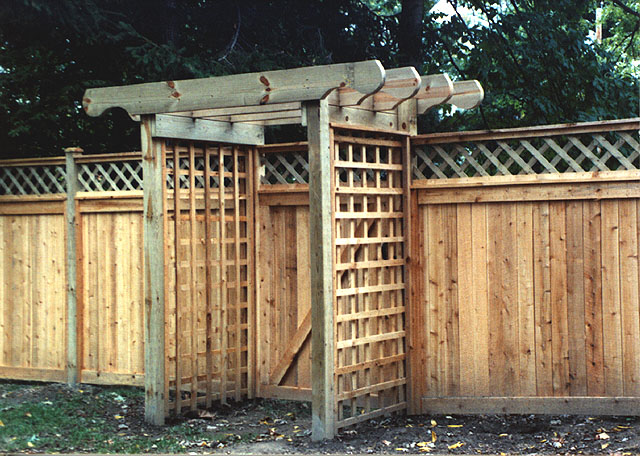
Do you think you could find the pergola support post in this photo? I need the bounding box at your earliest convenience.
[306,99,336,441]
[141,115,166,425]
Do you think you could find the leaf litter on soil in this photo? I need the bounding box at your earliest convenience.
[1,381,640,454]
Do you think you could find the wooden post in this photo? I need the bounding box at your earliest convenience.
[398,100,417,413]
[401,136,418,414]
[397,99,418,136]
[65,147,82,386]
[141,115,166,425]
[305,99,335,440]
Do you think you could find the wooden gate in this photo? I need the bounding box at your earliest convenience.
[256,144,313,401]
[164,140,254,414]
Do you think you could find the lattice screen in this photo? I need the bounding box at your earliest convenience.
[0,165,66,195]
[164,140,252,414]
[77,160,143,191]
[332,129,407,429]
[260,147,309,185]
[413,129,640,180]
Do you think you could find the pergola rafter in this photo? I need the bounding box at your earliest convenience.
[83,60,484,138]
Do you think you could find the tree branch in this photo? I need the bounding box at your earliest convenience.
[218,4,241,61]
[609,0,640,19]
[622,20,640,54]
[441,37,490,128]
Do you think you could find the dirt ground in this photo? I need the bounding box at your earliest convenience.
[1,381,640,454]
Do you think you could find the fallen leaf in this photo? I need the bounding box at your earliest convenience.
[416,442,429,447]
[25,412,32,418]
[197,410,216,419]
[419,447,432,453]
[382,440,391,446]
[499,433,508,437]
[601,442,609,450]
[448,442,465,450]
[27,442,35,448]
[406,424,413,428]
[0,419,4,427]
[614,425,631,431]
[431,430,437,443]
[114,415,124,420]
[447,424,463,428]
[430,419,437,427]
[395,448,408,452]
[596,432,610,440]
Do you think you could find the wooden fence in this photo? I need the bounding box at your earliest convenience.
[409,119,640,414]
[0,117,639,422]
[0,153,146,386]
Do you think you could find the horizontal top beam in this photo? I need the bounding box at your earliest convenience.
[412,117,640,145]
[83,60,386,117]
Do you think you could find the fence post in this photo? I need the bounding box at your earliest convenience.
[305,99,336,441]
[141,115,166,425]
[65,147,82,386]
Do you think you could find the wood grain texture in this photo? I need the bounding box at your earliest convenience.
[0,213,66,374]
[307,99,336,440]
[413,178,640,413]
[84,60,386,117]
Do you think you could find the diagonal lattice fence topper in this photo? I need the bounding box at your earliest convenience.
[78,160,143,191]
[260,151,310,185]
[0,164,67,195]
[413,129,640,180]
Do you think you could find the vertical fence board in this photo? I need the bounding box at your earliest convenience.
[516,202,536,396]
[566,201,587,396]
[619,200,640,396]
[601,200,623,395]
[549,202,570,396]
[583,201,605,395]
[471,204,489,396]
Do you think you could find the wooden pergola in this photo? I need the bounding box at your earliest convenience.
[83,60,483,440]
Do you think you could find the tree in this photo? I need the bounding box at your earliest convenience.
[0,0,637,158]
[0,0,396,158]
[600,0,640,77]
[424,0,639,132]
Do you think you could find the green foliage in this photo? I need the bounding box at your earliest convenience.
[0,0,637,158]
[600,0,640,76]
[426,0,639,132]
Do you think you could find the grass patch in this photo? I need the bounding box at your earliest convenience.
[0,383,236,453]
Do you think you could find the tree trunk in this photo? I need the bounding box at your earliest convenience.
[164,0,178,46]
[398,0,424,69]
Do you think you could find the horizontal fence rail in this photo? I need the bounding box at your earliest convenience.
[412,118,640,180]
